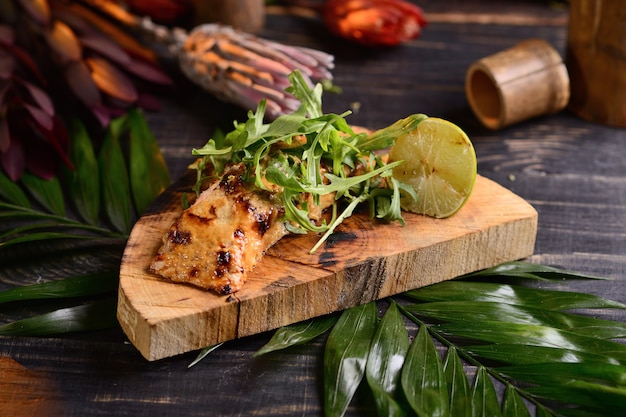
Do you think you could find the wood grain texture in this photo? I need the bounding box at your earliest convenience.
[118,174,537,360]
[566,0,626,127]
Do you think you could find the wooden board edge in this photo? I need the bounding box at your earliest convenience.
[117,175,539,361]
[119,212,537,361]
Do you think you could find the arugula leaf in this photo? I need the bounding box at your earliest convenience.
[188,69,422,252]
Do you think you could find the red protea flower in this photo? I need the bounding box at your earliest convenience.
[323,0,427,46]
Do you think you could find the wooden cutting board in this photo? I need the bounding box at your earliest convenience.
[118,172,538,361]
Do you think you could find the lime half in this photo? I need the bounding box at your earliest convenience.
[389,117,477,218]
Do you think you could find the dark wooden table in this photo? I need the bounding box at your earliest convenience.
[2,1,625,416]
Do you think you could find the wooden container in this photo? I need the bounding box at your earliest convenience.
[465,39,570,130]
[566,0,626,127]
[193,0,265,33]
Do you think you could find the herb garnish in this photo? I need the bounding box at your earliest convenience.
[192,70,423,252]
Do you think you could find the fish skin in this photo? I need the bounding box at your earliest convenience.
[150,164,287,295]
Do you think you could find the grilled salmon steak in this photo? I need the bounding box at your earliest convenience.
[149,164,288,294]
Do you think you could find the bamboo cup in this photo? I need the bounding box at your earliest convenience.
[465,39,570,130]
[566,0,626,127]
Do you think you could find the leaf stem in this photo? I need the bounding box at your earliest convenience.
[0,202,129,240]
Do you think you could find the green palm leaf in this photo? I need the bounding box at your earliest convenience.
[471,366,502,417]
[254,314,338,356]
[0,108,170,339]
[434,322,626,363]
[528,380,626,413]
[443,347,471,417]
[0,298,118,336]
[127,108,171,215]
[502,385,532,417]
[19,172,65,216]
[405,301,626,339]
[463,261,608,281]
[323,302,378,417]
[0,272,118,304]
[497,362,626,388]
[0,171,30,207]
[366,302,409,417]
[0,231,102,248]
[464,344,619,366]
[404,280,626,310]
[254,262,626,417]
[99,115,132,233]
[401,325,449,417]
[63,118,100,225]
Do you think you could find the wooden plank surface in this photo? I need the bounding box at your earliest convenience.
[119,174,537,360]
[2,2,626,416]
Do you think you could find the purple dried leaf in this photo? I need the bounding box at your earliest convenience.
[0,82,9,109]
[17,0,51,26]
[1,42,46,84]
[25,142,59,180]
[0,115,9,153]
[51,115,70,150]
[1,133,25,181]
[52,7,97,36]
[31,116,73,169]
[86,56,138,103]
[0,25,15,44]
[100,101,128,119]
[21,79,54,116]
[80,34,132,66]
[65,60,102,107]
[136,91,161,112]
[0,54,13,79]
[121,56,173,85]
[44,20,82,64]
[89,103,112,127]
[24,103,53,131]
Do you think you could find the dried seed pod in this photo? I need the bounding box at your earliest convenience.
[179,24,333,119]
[84,0,335,119]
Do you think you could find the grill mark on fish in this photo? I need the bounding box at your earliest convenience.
[149,163,289,295]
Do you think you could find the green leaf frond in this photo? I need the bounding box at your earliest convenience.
[252,261,626,417]
[0,109,171,336]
